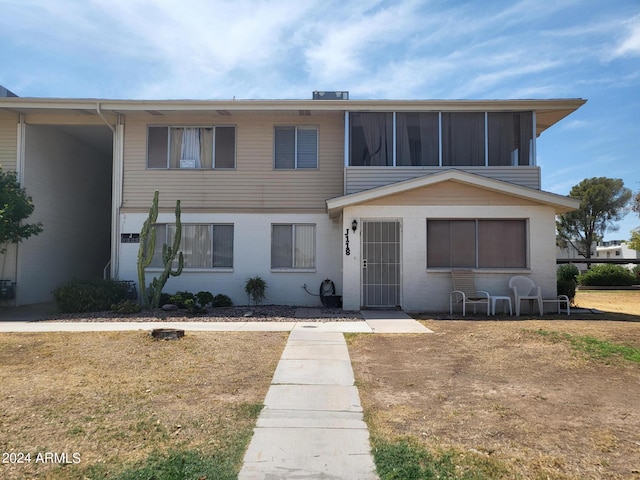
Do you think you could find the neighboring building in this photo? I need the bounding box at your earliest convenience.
[0,92,583,311]
[595,240,640,269]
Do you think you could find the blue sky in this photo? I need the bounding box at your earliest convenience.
[1,0,639,239]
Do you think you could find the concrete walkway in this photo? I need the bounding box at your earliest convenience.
[239,326,379,479]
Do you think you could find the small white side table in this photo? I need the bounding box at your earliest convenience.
[491,296,513,316]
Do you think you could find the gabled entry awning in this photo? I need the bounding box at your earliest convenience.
[326,169,580,217]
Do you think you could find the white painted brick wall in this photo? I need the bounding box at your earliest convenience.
[341,204,558,312]
[118,213,342,307]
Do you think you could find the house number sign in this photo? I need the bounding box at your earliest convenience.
[345,229,351,256]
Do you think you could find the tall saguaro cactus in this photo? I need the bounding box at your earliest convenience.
[137,191,184,308]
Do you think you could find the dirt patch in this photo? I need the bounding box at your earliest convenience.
[575,290,640,316]
[0,331,287,479]
[349,320,640,479]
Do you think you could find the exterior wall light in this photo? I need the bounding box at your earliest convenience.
[352,220,358,232]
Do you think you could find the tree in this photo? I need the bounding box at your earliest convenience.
[0,167,43,257]
[629,227,640,252]
[556,177,631,259]
[633,191,640,216]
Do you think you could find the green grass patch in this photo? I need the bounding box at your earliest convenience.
[534,330,640,363]
[85,449,238,480]
[371,437,509,480]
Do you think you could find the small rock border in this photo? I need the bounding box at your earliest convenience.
[41,305,363,323]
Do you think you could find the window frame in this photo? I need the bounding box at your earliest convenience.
[426,218,528,270]
[149,223,234,270]
[270,223,317,271]
[147,125,237,170]
[348,111,535,167]
[273,126,319,170]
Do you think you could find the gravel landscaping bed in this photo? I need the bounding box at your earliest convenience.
[41,305,363,322]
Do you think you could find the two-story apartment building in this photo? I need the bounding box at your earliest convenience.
[0,92,584,311]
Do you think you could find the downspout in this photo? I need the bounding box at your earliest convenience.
[12,114,26,304]
[95,104,122,279]
[96,103,116,134]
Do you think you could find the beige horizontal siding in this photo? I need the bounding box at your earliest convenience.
[364,180,539,206]
[122,112,345,211]
[345,166,541,194]
[0,115,17,171]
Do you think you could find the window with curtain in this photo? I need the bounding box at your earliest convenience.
[147,126,236,169]
[349,112,393,166]
[271,224,316,269]
[396,112,439,166]
[427,219,527,268]
[487,112,533,166]
[441,113,485,166]
[150,224,233,268]
[274,126,318,169]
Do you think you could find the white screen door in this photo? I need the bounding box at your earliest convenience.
[362,221,401,307]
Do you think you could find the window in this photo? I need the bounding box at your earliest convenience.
[427,219,527,268]
[147,126,236,169]
[271,224,315,269]
[348,110,535,167]
[487,112,533,166]
[396,112,439,166]
[441,113,485,166]
[274,126,318,169]
[349,113,393,166]
[151,224,233,268]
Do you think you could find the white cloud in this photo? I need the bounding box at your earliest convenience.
[613,15,640,58]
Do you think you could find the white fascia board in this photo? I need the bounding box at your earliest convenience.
[326,169,580,216]
[0,97,586,113]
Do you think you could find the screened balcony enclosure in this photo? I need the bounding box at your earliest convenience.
[346,111,538,193]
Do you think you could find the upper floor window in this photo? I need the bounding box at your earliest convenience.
[349,111,534,167]
[350,113,393,166]
[274,126,318,169]
[148,126,236,169]
[396,112,439,166]
[487,113,533,166]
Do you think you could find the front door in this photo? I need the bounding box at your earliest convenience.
[362,220,401,307]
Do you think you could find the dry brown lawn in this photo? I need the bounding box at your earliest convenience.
[0,331,286,479]
[349,290,640,479]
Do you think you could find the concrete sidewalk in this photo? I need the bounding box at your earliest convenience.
[0,310,433,334]
[239,327,379,479]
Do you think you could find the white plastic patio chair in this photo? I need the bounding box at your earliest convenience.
[450,270,490,316]
[509,275,543,316]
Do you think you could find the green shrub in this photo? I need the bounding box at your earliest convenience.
[557,263,580,282]
[557,278,577,303]
[212,294,233,308]
[633,265,640,282]
[245,276,267,305]
[195,291,214,308]
[169,291,195,308]
[577,264,636,286]
[53,279,129,313]
[111,299,142,314]
[183,298,206,315]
